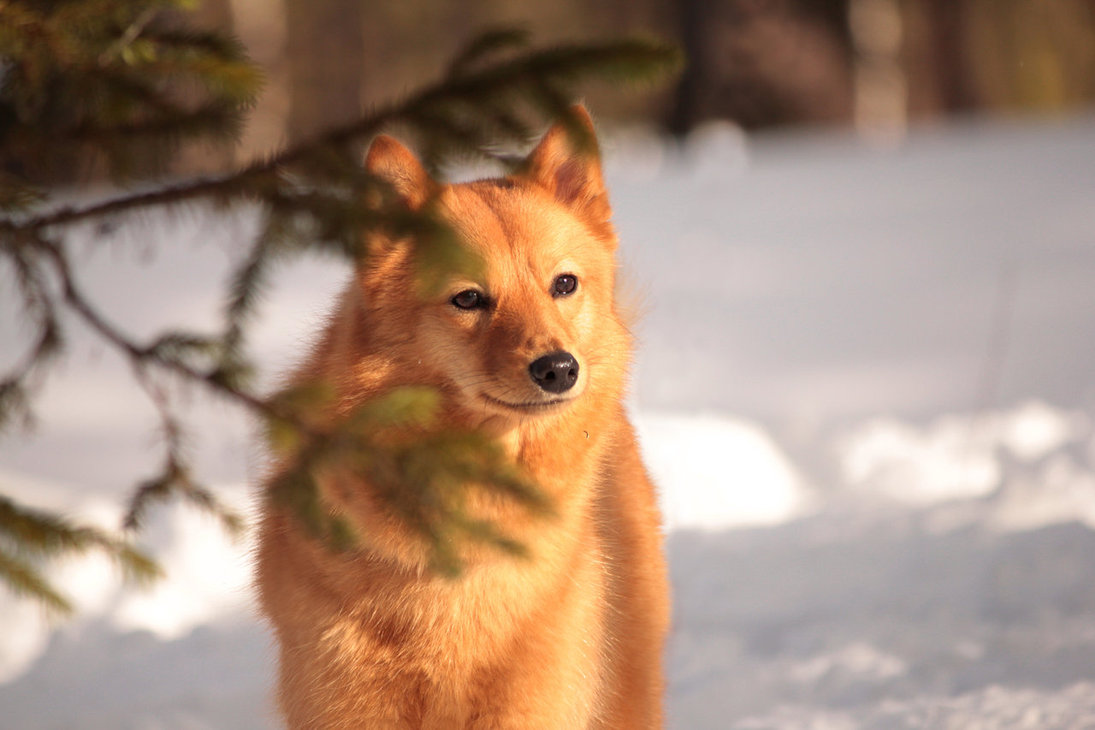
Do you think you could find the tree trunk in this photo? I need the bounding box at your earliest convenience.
[925,0,977,112]
[665,0,709,137]
[285,0,365,143]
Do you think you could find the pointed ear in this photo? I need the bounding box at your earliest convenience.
[364,135,435,210]
[520,105,611,226]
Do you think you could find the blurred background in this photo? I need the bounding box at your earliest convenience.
[3,1,1095,728]
[197,0,1095,149]
[14,0,1095,180]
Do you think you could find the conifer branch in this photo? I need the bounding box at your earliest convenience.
[97,6,158,66]
[0,494,161,617]
[122,361,243,536]
[0,547,73,615]
[2,36,679,235]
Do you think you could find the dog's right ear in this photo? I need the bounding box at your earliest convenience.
[358,136,433,286]
[364,135,436,211]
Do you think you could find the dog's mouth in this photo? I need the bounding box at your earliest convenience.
[479,393,574,414]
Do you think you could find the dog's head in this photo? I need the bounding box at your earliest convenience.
[356,106,631,424]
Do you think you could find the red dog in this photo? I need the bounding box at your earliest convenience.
[256,106,669,728]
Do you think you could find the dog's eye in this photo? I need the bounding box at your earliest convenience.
[553,274,578,297]
[451,289,485,310]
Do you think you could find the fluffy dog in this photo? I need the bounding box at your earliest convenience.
[256,106,669,729]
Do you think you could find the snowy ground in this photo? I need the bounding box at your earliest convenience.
[2,113,1095,728]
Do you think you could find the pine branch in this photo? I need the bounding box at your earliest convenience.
[96,6,158,66]
[266,385,552,575]
[0,172,45,213]
[1,35,679,234]
[122,362,243,536]
[0,493,161,616]
[0,234,64,434]
[0,547,72,615]
[0,0,262,182]
[447,27,532,79]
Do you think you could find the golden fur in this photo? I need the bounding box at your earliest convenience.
[255,107,669,729]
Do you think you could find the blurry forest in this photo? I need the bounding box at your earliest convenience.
[12,0,1095,183]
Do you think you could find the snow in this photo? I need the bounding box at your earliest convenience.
[838,401,1093,509]
[3,113,1095,727]
[638,413,809,530]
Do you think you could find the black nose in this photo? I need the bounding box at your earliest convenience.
[528,351,579,394]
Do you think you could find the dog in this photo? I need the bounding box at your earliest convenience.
[255,105,669,729]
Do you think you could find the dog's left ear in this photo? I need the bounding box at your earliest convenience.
[521,105,611,229]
